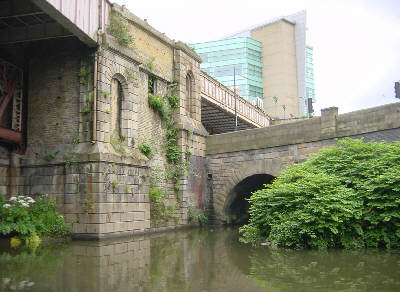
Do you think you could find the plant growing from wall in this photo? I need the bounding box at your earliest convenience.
[100,90,111,99]
[147,80,196,225]
[125,68,137,80]
[139,142,153,159]
[197,213,208,226]
[112,180,120,192]
[82,92,93,114]
[187,205,195,222]
[148,93,169,120]
[77,57,93,84]
[107,11,133,46]
[146,57,156,71]
[110,135,127,154]
[44,149,59,162]
[184,147,192,157]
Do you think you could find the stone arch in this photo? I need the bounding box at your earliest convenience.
[185,71,194,118]
[223,173,275,224]
[214,158,284,221]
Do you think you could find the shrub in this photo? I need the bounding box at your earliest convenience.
[0,194,69,242]
[240,138,400,249]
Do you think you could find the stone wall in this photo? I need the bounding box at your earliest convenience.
[0,3,209,238]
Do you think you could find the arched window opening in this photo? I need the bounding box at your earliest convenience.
[185,74,193,118]
[110,78,123,139]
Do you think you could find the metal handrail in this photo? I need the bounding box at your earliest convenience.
[200,71,269,128]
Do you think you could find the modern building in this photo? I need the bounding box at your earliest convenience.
[193,11,315,118]
[192,37,264,105]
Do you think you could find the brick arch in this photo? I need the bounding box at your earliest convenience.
[214,159,285,219]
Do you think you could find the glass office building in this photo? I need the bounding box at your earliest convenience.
[305,46,315,114]
[192,38,263,103]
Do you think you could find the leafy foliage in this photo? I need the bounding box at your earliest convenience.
[150,188,164,203]
[148,93,169,121]
[139,142,154,159]
[165,87,179,109]
[0,195,69,241]
[165,126,180,164]
[240,138,400,249]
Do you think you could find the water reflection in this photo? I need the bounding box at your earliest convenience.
[1,227,400,291]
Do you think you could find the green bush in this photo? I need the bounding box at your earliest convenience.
[0,194,69,240]
[240,138,400,249]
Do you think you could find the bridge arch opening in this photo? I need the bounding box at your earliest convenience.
[224,174,275,224]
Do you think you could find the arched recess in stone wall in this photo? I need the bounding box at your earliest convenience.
[105,70,137,147]
[185,71,194,118]
[214,158,284,220]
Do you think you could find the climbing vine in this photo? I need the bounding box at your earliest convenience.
[147,80,194,226]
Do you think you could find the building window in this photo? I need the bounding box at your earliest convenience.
[186,74,193,118]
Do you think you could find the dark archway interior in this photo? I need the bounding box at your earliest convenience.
[225,174,275,225]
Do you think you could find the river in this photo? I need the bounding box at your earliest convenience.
[1,227,400,291]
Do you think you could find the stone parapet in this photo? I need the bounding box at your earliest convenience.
[206,102,400,155]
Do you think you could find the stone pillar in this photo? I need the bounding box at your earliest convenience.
[320,107,338,138]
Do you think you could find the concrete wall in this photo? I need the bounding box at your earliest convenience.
[206,102,400,221]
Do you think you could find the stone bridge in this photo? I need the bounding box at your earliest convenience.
[206,103,400,223]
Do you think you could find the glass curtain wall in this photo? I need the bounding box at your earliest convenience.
[192,38,263,103]
[305,46,315,114]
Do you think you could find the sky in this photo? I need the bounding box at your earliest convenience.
[113,0,400,115]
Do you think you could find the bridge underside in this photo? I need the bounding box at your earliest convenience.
[0,0,96,46]
[201,99,257,134]
[0,0,94,150]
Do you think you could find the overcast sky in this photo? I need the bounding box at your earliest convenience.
[113,0,400,115]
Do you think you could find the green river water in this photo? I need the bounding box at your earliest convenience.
[1,227,400,291]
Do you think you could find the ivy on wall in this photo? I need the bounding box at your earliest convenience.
[146,78,194,226]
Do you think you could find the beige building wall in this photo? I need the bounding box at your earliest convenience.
[251,20,299,118]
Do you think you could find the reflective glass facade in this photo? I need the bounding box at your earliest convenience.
[305,46,315,113]
[192,38,263,103]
